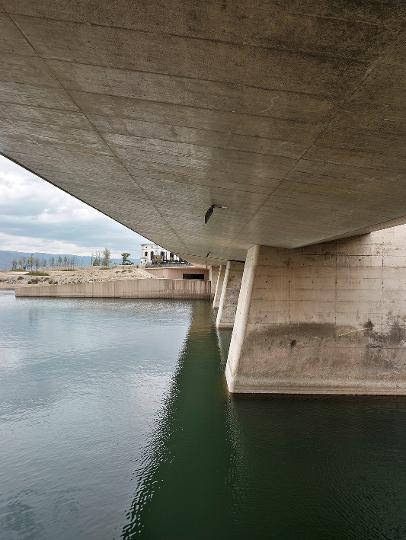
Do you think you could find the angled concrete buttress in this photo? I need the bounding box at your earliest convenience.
[212,265,225,309]
[216,261,244,328]
[209,266,220,300]
[226,225,406,395]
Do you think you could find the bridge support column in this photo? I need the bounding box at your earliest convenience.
[212,265,224,309]
[226,227,406,394]
[209,266,220,300]
[216,261,244,328]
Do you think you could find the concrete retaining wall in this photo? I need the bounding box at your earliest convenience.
[144,266,209,279]
[15,278,211,299]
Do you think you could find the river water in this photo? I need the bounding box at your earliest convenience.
[1,291,406,539]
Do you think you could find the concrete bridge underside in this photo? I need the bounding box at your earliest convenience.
[3,1,406,393]
[2,1,406,264]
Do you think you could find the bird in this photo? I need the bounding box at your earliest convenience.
[204,204,228,224]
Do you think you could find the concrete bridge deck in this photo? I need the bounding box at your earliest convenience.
[1,1,406,264]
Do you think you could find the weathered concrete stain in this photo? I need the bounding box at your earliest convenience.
[226,235,406,394]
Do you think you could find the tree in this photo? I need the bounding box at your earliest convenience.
[11,259,17,271]
[121,252,131,264]
[102,248,111,267]
[92,251,101,266]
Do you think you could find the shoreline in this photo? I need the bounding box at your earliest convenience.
[0,266,154,291]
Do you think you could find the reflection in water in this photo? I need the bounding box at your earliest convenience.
[122,302,240,539]
[124,303,406,540]
[0,292,192,540]
[1,495,44,540]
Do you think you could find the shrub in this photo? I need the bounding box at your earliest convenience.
[27,278,39,284]
[27,271,49,276]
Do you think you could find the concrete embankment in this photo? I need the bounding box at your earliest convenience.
[15,278,210,299]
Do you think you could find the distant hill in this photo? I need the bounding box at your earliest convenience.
[0,250,139,270]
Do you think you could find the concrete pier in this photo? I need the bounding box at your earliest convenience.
[209,266,220,300]
[226,226,406,395]
[216,261,244,329]
[212,265,225,309]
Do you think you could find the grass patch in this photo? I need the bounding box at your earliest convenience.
[27,271,49,276]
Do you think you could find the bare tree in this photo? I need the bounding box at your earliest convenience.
[93,251,101,266]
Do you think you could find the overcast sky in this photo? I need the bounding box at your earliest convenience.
[0,155,148,258]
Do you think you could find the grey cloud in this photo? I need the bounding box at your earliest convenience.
[0,156,148,256]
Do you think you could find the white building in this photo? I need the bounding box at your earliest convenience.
[140,243,181,265]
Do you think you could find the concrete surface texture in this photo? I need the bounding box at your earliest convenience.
[145,266,208,279]
[209,265,220,299]
[15,278,210,299]
[212,265,224,309]
[216,261,244,329]
[1,3,406,263]
[226,225,406,394]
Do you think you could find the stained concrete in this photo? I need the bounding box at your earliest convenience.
[209,266,220,299]
[212,265,224,309]
[1,3,406,263]
[226,225,406,394]
[216,261,244,329]
[15,278,210,299]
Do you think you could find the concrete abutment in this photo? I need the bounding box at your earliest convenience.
[225,226,406,395]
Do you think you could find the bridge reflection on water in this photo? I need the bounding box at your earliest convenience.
[122,302,406,539]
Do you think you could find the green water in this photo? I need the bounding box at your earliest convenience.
[2,292,406,539]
